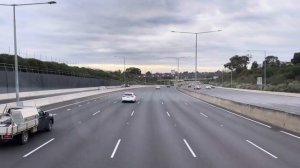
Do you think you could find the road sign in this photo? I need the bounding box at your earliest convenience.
[257,77,262,85]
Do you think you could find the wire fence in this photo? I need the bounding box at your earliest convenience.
[0,63,102,79]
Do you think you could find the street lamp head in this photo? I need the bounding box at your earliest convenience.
[48,1,56,4]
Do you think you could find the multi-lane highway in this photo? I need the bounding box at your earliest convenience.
[1,87,300,168]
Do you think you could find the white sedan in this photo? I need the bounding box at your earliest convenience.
[122,92,137,103]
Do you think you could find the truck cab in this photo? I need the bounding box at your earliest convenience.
[37,108,54,132]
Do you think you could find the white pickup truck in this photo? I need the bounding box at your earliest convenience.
[0,106,54,145]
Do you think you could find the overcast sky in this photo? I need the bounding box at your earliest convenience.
[0,0,299,73]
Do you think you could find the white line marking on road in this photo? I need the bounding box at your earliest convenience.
[200,101,271,128]
[162,102,164,105]
[113,101,118,104]
[200,112,208,118]
[44,96,105,112]
[131,111,135,117]
[137,101,140,104]
[166,112,170,117]
[246,140,278,159]
[111,139,121,158]
[52,114,57,116]
[183,139,197,158]
[67,109,71,111]
[23,138,55,158]
[280,131,300,140]
[93,110,101,116]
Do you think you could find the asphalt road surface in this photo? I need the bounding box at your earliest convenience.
[185,85,300,115]
[1,87,300,168]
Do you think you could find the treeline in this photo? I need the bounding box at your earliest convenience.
[0,54,121,80]
[217,52,300,92]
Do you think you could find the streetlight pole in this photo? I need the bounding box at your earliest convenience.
[171,30,221,82]
[123,56,126,84]
[247,50,267,89]
[165,56,185,82]
[0,1,56,103]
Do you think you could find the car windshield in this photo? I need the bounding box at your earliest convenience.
[1,0,300,168]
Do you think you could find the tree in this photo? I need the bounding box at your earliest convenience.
[126,67,141,75]
[145,71,152,76]
[251,61,258,70]
[291,52,300,64]
[265,55,280,67]
[224,55,250,73]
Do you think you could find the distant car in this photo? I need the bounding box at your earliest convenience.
[187,84,192,88]
[122,92,136,103]
[166,85,170,88]
[155,85,161,89]
[194,85,201,90]
[121,84,130,88]
[205,85,212,89]
[211,85,215,88]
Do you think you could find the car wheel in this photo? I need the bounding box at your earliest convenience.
[46,121,53,132]
[18,131,29,145]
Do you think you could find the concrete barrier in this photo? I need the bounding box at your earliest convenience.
[178,87,300,134]
[0,85,150,113]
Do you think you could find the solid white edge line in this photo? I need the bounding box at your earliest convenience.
[246,140,278,159]
[166,112,170,117]
[111,139,121,158]
[183,139,197,158]
[23,138,55,158]
[177,90,272,128]
[67,109,71,111]
[196,97,271,128]
[280,131,300,140]
[44,95,105,112]
[131,111,135,117]
[200,112,208,118]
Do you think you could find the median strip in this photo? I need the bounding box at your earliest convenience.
[200,100,271,128]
